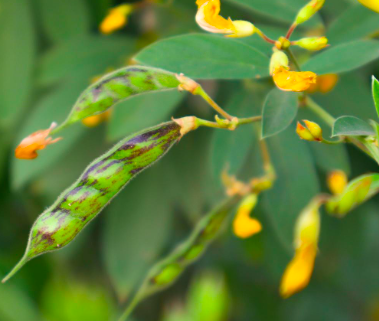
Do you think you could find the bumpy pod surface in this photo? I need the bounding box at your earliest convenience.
[120,196,239,318]
[60,66,180,127]
[3,121,182,282]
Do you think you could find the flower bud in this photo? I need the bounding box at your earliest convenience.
[269,50,289,75]
[275,36,291,50]
[227,20,256,38]
[327,170,348,195]
[295,37,329,51]
[296,120,323,142]
[295,0,325,25]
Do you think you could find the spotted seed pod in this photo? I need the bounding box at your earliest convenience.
[56,66,181,131]
[120,196,239,319]
[3,121,183,282]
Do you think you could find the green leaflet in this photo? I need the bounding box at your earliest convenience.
[326,173,379,217]
[3,121,182,282]
[118,196,239,321]
[54,66,181,132]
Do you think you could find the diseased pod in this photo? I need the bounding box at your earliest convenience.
[55,66,181,132]
[3,121,183,282]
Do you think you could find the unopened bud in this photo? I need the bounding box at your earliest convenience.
[327,170,348,195]
[275,36,291,50]
[269,49,289,75]
[295,0,325,25]
[228,20,256,38]
[295,37,328,51]
[296,120,323,142]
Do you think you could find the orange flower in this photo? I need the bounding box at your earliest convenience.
[307,74,339,94]
[273,66,317,92]
[195,0,255,38]
[15,123,62,160]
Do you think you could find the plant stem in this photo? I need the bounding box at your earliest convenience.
[285,23,298,39]
[195,115,261,130]
[306,97,335,126]
[284,48,301,71]
[255,28,277,44]
[194,86,234,120]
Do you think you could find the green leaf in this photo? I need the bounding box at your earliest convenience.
[210,89,260,179]
[302,40,379,75]
[262,127,320,250]
[327,4,379,45]
[332,116,375,137]
[261,89,298,139]
[225,0,322,25]
[37,0,91,42]
[102,165,174,300]
[372,76,379,118]
[38,35,135,86]
[107,90,184,141]
[135,34,270,79]
[0,0,36,127]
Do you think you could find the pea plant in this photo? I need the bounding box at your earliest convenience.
[3,0,379,319]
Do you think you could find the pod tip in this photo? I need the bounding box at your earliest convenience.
[1,255,29,283]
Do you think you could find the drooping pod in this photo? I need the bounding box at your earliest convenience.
[119,196,239,320]
[3,121,184,282]
[56,66,181,131]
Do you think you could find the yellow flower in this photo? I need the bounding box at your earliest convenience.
[195,0,255,38]
[307,74,339,94]
[100,4,133,34]
[358,0,379,13]
[280,199,321,298]
[233,194,262,239]
[82,109,113,128]
[327,170,348,195]
[273,66,317,92]
[15,123,62,160]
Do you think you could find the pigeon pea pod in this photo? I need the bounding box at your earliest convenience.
[3,121,183,282]
[118,196,240,321]
[53,66,181,133]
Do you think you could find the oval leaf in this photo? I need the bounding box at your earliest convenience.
[302,40,379,75]
[332,116,375,137]
[261,89,298,139]
[135,34,269,80]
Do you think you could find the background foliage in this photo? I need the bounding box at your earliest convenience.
[1,0,379,320]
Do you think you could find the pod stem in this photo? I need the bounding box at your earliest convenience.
[1,254,29,283]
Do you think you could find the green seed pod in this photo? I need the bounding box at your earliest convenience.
[118,196,239,320]
[326,173,379,217]
[3,121,182,282]
[56,66,181,131]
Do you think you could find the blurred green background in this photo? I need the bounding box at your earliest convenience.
[1,0,379,320]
